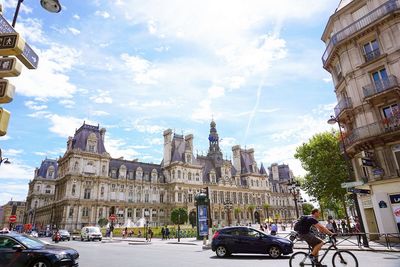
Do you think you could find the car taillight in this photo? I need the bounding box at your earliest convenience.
[212,231,220,239]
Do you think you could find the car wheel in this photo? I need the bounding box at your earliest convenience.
[216,245,228,258]
[31,259,51,267]
[81,236,84,241]
[99,238,102,241]
[268,246,282,259]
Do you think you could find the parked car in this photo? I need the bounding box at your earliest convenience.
[211,226,293,258]
[71,230,80,241]
[52,230,70,241]
[0,232,79,267]
[80,226,102,241]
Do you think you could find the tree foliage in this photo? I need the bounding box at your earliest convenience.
[98,218,108,227]
[302,202,314,215]
[171,207,188,225]
[295,131,348,213]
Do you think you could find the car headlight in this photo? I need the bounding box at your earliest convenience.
[55,253,69,260]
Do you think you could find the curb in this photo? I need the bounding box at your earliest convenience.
[166,242,198,245]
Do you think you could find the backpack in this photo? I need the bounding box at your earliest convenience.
[294,216,307,233]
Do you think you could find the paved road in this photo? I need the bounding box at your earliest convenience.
[43,238,400,267]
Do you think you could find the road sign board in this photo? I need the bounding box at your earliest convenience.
[341,181,364,188]
[9,215,17,223]
[0,57,22,77]
[0,79,15,103]
[17,42,39,69]
[0,14,16,34]
[0,107,10,136]
[347,188,371,194]
[109,214,116,221]
[0,33,25,56]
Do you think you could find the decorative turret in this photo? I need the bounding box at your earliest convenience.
[207,120,223,167]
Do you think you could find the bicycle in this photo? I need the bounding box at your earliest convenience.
[289,235,358,267]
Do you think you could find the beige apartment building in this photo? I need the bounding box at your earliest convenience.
[25,121,298,231]
[322,0,400,234]
[0,201,26,229]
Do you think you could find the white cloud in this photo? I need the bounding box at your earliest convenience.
[24,101,48,111]
[95,10,110,19]
[46,114,93,138]
[90,91,113,104]
[3,149,23,156]
[0,162,33,180]
[73,14,80,20]
[90,110,110,116]
[68,27,81,35]
[59,99,75,108]
[120,53,164,85]
[104,137,140,159]
[127,119,165,134]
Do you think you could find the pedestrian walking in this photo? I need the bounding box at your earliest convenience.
[161,226,165,240]
[270,223,277,236]
[341,219,347,233]
[148,228,153,242]
[354,218,362,247]
[165,226,170,239]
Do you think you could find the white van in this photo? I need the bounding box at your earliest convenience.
[80,226,102,241]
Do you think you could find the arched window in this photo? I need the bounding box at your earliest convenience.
[71,184,76,196]
[136,167,143,180]
[188,172,192,180]
[47,166,55,179]
[86,133,97,152]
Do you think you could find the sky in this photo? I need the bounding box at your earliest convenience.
[0,0,340,205]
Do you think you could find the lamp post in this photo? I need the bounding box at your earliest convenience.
[287,179,302,219]
[328,115,369,247]
[0,149,11,165]
[223,200,233,226]
[12,0,62,27]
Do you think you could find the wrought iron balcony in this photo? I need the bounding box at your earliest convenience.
[322,0,399,67]
[362,75,399,98]
[334,97,353,118]
[343,122,382,147]
[364,48,381,62]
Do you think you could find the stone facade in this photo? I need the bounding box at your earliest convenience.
[322,0,400,234]
[1,201,26,229]
[25,121,297,231]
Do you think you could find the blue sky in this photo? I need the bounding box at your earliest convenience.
[0,0,340,205]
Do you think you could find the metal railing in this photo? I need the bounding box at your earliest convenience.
[334,97,353,117]
[363,75,399,98]
[364,48,381,62]
[322,0,399,66]
[344,122,382,147]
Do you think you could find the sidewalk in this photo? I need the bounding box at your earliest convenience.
[102,236,203,246]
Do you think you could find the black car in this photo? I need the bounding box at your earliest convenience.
[211,226,293,258]
[0,232,79,267]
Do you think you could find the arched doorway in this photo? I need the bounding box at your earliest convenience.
[254,211,260,224]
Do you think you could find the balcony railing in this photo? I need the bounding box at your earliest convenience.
[362,75,399,98]
[364,48,381,62]
[334,97,353,117]
[322,0,399,66]
[344,122,382,147]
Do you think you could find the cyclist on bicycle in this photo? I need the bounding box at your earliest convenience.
[296,208,334,266]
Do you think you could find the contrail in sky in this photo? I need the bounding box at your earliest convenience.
[244,78,264,143]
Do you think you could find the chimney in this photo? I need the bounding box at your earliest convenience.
[163,129,173,167]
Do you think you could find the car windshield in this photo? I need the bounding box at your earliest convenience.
[14,235,45,249]
[60,230,68,234]
[88,228,100,233]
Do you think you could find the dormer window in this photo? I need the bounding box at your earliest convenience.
[47,166,55,179]
[86,133,97,153]
[45,185,51,194]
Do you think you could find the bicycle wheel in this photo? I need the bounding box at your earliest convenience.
[332,250,358,267]
[289,251,314,267]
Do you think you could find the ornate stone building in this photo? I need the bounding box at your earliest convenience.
[322,0,400,234]
[25,121,297,231]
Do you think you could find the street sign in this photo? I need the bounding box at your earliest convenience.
[9,215,17,223]
[0,14,16,34]
[0,79,15,103]
[347,188,371,194]
[0,107,10,136]
[0,57,22,77]
[109,214,116,221]
[17,42,39,69]
[341,181,364,188]
[0,33,25,56]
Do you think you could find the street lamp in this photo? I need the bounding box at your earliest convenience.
[0,149,11,165]
[287,179,302,219]
[12,0,62,27]
[223,200,233,226]
[328,115,369,247]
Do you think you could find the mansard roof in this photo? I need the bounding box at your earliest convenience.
[71,123,107,154]
[171,134,185,162]
[37,158,58,179]
[109,158,163,179]
[259,163,267,174]
[240,149,255,174]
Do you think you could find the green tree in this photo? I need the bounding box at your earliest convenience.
[247,205,256,223]
[98,217,108,227]
[263,204,270,223]
[171,207,188,225]
[234,207,242,224]
[302,202,314,215]
[294,131,349,222]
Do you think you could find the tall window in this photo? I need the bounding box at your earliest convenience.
[69,207,74,217]
[372,68,388,91]
[178,193,182,202]
[145,193,149,203]
[71,184,76,196]
[86,133,97,152]
[363,39,380,62]
[188,172,192,180]
[160,193,164,203]
[178,170,181,179]
[45,185,51,194]
[100,186,104,197]
[82,207,89,217]
[188,194,193,203]
[84,188,91,199]
[383,104,399,119]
